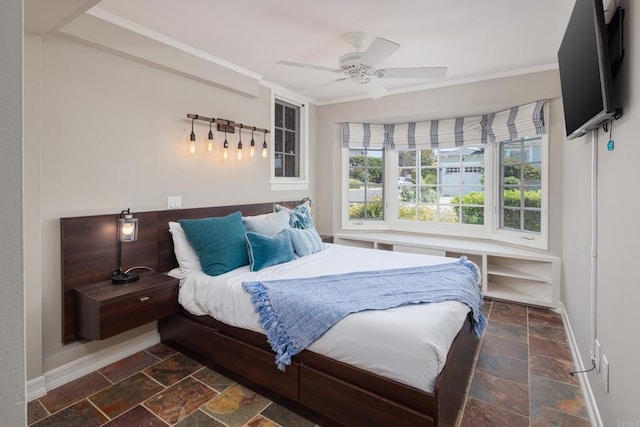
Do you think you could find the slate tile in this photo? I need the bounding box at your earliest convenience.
[31,400,107,427]
[460,397,529,427]
[90,372,164,419]
[144,353,203,387]
[530,375,589,418]
[145,377,217,424]
[39,371,111,413]
[99,351,161,383]
[468,371,529,416]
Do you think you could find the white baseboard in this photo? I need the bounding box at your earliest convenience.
[26,330,160,402]
[558,301,602,427]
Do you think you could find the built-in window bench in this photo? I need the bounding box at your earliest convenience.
[334,231,560,308]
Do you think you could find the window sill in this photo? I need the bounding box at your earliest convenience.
[270,179,310,191]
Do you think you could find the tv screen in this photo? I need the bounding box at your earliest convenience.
[558,0,615,140]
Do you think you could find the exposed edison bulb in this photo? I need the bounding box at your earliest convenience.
[223,140,229,160]
[121,222,134,236]
[262,141,268,158]
[237,148,243,160]
[250,145,256,157]
[207,128,214,152]
[189,140,196,155]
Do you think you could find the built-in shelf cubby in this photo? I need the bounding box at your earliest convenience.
[334,231,560,308]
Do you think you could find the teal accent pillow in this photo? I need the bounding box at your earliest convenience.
[288,227,324,257]
[275,200,314,229]
[246,229,295,271]
[179,212,249,276]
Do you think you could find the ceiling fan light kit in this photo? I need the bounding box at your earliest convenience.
[278,32,447,99]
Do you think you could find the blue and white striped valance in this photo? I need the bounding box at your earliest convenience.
[342,100,546,149]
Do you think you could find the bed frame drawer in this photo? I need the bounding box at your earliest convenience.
[299,364,434,427]
[214,333,299,401]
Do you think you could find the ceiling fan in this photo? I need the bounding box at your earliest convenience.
[277,32,447,99]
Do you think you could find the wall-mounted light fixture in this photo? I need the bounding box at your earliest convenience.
[223,128,229,160]
[207,120,214,152]
[262,130,268,158]
[186,113,269,160]
[237,124,243,160]
[189,116,197,155]
[112,209,140,284]
[250,127,256,157]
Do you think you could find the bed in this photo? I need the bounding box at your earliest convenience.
[60,201,483,427]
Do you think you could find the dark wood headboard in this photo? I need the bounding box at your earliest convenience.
[60,201,300,343]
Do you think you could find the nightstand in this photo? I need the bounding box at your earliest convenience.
[74,271,179,340]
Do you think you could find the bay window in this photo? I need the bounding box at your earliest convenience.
[341,100,548,249]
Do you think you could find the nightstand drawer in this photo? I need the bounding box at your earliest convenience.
[75,271,179,340]
[99,285,179,339]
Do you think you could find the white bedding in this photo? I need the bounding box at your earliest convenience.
[177,243,470,393]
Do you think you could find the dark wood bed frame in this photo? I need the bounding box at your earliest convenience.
[61,201,480,427]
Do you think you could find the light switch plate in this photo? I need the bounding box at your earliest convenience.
[167,196,182,209]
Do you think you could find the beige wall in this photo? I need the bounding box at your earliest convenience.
[563,0,640,423]
[25,34,312,377]
[1,0,26,423]
[315,70,565,258]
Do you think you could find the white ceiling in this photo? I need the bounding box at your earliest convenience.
[33,0,578,105]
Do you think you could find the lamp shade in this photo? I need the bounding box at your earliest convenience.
[118,210,138,242]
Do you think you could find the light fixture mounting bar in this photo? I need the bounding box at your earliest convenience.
[186,113,270,134]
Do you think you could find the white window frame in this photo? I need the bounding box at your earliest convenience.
[388,145,494,241]
[491,133,549,250]
[340,134,549,251]
[269,90,309,191]
[342,147,390,230]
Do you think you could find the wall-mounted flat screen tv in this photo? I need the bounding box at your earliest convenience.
[558,0,615,140]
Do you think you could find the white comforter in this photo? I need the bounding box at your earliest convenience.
[176,243,470,393]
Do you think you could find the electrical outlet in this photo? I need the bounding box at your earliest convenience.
[167,196,182,210]
[601,355,610,393]
[594,339,601,372]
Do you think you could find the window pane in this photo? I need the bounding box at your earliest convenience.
[524,210,541,232]
[398,151,416,167]
[523,162,541,185]
[284,154,296,177]
[284,106,296,130]
[397,203,417,220]
[349,203,365,219]
[399,186,417,202]
[348,148,384,221]
[438,205,458,223]
[274,99,300,179]
[421,168,437,185]
[275,104,283,127]
[420,149,436,166]
[274,153,283,177]
[274,129,283,152]
[503,208,521,229]
[285,130,296,153]
[368,167,383,184]
[419,186,438,203]
[523,189,542,208]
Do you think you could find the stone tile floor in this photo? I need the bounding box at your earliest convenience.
[28,300,592,426]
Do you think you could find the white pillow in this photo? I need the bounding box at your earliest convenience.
[168,221,202,275]
[242,210,291,236]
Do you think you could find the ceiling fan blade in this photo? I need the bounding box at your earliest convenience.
[301,77,350,94]
[359,80,389,99]
[277,60,342,74]
[378,67,448,80]
[359,37,400,68]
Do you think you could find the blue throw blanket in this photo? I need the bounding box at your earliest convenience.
[242,257,486,370]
